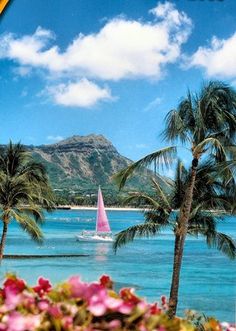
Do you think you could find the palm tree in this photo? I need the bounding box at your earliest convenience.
[114,81,236,317]
[114,161,236,314]
[0,142,55,261]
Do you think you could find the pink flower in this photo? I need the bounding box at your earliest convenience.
[0,322,7,331]
[38,299,50,311]
[108,319,121,329]
[4,287,22,310]
[87,283,135,316]
[3,278,25,295]
[88,301,107,316]
[68,276,88,299]
[158,327,166,331]
[139,324,148,331]
[221,323,236,331]
[33,277,52,297]
[99,275,113,289]
[104,296,123,310]
[5,312,40,331]
[87,284,107,316]
[149,302,161,315]
[160,296,168,310]
[117,302,133,314]
[137,301,148,311]
[120,288,141,305]
[62,316,73,329]
[48,305,62,318]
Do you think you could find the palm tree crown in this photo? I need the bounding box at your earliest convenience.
[114,161,236,259]
[0,142,55,259]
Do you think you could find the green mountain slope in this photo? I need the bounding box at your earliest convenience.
[27,134,171,204]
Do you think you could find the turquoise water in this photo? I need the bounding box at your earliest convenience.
[0,210,235,322]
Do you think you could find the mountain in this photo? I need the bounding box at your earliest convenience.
[27,134,171,203]
[30,134,131,190]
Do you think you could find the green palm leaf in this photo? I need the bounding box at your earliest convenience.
[187,213,236,259]
[151,177,171,211]
[114,146,177,190]
[124,192,163,210]
[193,137,226,161]
[113,222,163,253]
[0,142,55,260]
[16,205,44,223]
[11,210,43,243]
[206,232,236,259]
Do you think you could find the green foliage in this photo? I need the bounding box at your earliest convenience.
[163,81,236,148]
[0,142,55,256]
[114,161,236,259]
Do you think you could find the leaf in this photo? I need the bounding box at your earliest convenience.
[114,146,177,190]
[113,222,162,253]
[206,231,236,259]
[193,137,226,161]
[11,210,44,243]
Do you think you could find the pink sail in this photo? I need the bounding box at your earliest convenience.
[96,187,111,233]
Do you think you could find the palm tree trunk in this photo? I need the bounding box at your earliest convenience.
[168,158,198,317]
[0,221,8,261]
[168,233,183,317]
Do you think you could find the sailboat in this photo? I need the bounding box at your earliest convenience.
[76,187,113,242]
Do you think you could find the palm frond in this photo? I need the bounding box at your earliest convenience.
[11,210,44,243]
[172,159,188,209]
[18,161,48,183]
[197,81,236,144]
[123,192,163,210]
[193,137,226,161]
[163,109,190,143]
[218,159,236,179]
[114,146,177,190]
[113,222,162,253]
[16,205,44,223]
[206,231,236,259]
[187,214,217,236]
[187,212,236,259]
[151,177,171,211]
[144,209,170,225]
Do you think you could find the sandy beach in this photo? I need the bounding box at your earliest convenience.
[58,205,144,211]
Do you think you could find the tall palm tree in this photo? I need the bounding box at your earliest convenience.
[114,81,236,316]
[114,161,236,314]
[0,142,55,261]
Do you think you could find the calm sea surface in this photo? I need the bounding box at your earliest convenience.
[0,210,235,322]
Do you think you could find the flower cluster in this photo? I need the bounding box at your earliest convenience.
[0,274,234,331]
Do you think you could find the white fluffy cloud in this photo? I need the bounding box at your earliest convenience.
[0,2,192,81]
[47,79,112,107]
[189,32,236,78]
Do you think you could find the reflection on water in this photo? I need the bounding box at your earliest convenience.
[95,243,109,262]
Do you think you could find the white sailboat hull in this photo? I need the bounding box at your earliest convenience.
[76,232,113,243]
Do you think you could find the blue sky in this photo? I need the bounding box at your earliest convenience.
[0,0,236,162]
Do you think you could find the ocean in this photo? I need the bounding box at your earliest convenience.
[0,210,235,322]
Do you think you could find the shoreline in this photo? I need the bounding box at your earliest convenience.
[57,206,144,211]
[56,206,228,214]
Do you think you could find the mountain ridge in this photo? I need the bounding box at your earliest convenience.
[24,134,170,204]
[30,134,134,189]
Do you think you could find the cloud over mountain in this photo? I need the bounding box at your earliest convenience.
[47,79,113,108]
